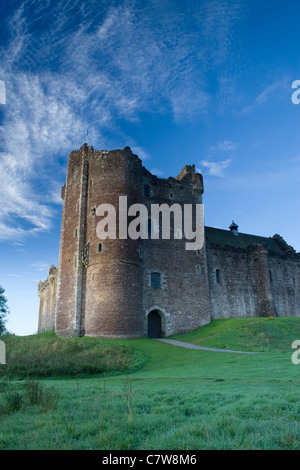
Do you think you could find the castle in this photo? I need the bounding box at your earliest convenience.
[38,144,300,338]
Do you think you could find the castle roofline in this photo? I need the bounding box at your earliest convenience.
[205,226,296,255]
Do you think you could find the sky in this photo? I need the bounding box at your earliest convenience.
[0,0,300,335]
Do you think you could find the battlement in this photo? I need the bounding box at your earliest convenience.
[38,265,58,294]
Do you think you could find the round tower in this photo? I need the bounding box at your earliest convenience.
[82,146,144,338]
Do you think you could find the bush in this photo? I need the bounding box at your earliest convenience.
[4,390,23,413]
[0,380,59,415]
[24,380,58,412]
[24,380,44,405]
[39,386,58,413]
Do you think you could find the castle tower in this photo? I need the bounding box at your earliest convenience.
[253,244,277,317]
[141,163,211,336]
[55,145,144,338]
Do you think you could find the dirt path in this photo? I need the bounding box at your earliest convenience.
[157,338,259,354]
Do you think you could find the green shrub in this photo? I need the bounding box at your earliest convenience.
[4,390,23,413]
[24,380,58,412]
[39,385,58,413]
[24,380,44,405]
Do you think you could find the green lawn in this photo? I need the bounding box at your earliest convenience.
[0,318,299,450]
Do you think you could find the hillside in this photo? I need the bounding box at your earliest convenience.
[1,317,299,379]
[171,317,300,352]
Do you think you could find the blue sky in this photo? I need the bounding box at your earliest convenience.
[0,0,300,335]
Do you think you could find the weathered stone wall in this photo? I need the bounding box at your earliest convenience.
[38,266,58,333]
[269,254,300,317]
[142,166,211,336]
[206,241,300,319]
[83,147,144,338]
[55,145,88,337]
[206,244,258,319]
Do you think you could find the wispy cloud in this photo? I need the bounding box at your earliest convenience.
[209,140,240,153]
[0,0,247,240]
[31,262,50,272]
[239,77,291,115]
[198,139,238,176]
[199,159,232,177]
[131,146,150,161]
[150,168,164,176]
[204,157,300,189]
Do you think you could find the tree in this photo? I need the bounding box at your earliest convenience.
[0,286,9,335]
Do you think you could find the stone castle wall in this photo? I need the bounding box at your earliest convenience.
[38,145,300,337]
[206,242,300,320]
[83,146,144,338]
[38,265,58,333]
[268,254,300,317]
[141,166,211,335]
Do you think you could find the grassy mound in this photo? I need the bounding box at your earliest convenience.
[1,317,299,380]
[171,317,300,352]
[0,331,147,378]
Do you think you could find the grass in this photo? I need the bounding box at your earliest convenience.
[0,318,299,450]
[171,317,300,352]
[0,331,147,378]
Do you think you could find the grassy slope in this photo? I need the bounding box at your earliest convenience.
[0,318,300,450]
[1,331,147,378]
[171,317,300,352]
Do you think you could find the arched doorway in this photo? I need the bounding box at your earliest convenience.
[147,310,162,338]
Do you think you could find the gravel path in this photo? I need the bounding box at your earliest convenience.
[156,338,259,354]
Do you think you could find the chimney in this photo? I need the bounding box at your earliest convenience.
[229,221,239,236]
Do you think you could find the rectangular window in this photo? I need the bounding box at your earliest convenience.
[83,242,90,267]
[144,184,151,197]
[151,272,161,288]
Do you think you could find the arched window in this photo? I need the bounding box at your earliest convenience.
[97,243,102,253]
[151,272,161,288]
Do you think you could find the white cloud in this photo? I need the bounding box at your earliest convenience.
[0,73,86,241]
[199,141,238,176]
[31,262,50,272]
[150,168,164,176]
[131,146,150,161]
[0,0,247,240]
[239,77,291,115]
[200,159,232,177]
[210,140,240,153]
